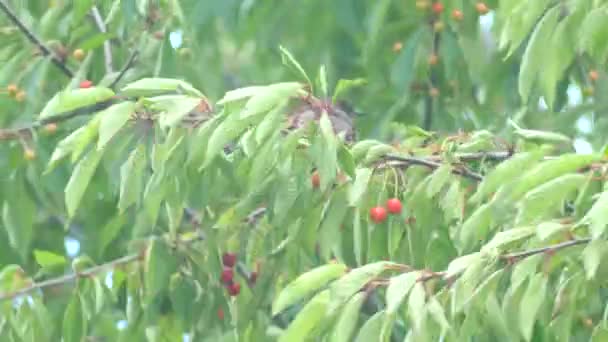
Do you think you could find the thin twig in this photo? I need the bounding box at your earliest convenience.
[501,238,591,261]
[90,6,113,73]
[0,0,74,78]
[0,98,117,141]
[384,154,483,181]
[0,253,141,301]
[110,50,139,89]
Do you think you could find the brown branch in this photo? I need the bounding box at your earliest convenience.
[0,253,141,301]
[384,154,483,181]
[0,0,74,78]
[501,238,591,261]
[0,98,117,141]
[110,49,139,89]
[90,6,113,73]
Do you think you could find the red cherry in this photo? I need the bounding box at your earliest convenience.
[220,267,234,284]
[369,206,387,224]
[222,252,237,267]
[227,282,241,296]
[79,80,93,89]
[311,171,321,189]
[432,2,444,14]
[386,198,402,214]
[217,308,224,320]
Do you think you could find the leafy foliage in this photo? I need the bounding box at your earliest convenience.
[1,1,608,341]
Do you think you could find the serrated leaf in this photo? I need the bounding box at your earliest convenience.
[408,282,426,330]
[517,174,586,223]
[354,310,385,342]
[2,177,35,259]
[481,227,536,253]
[279,290,330,342]
[471,149,546,203]
[62,293,85,342]
[445,252,482,279]
[279,45,311,86]
[33,250,66,268]
[505,153,601,202]
[348,168,373,206]
[120,77,203,97]
[217,86,266,105]
[97,101,136,150]
[351,140,381,162]
[385,271,418,315]
[47,116,101,172]
[459,203,493,252]
[149,95,201,128]
[144,239,177,302]
[169,273,197,327]
[329,292,366,342]
[518,6,560,102]
[519,273,547,341]
[583,239,605,280]
[272,263,347,315]
[332,78,366,103]
[40,87,115,119]
[427,297,450,335]
[118,144,146,212]
[426,163,451,197]
[579,9,608,64]
[241,82,302,119]
[65,148,104,218]
[580,190,608,238]
[536,221,567,241]
[329,262,392,312]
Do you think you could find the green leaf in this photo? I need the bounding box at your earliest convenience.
[2,177,35,258]
[118,144,146,212]
[481,227,536,253]
[169,273,197,326]
[354,310,385,342]
[385,271,418,315]
[500,0,552,57]
[427,297,450,335]
[62,293,85,342]
[217,86,267,105]
[120,78,203,97]
[73,0,94,25]
[97,101,136,150]
[33,250,66,268]
[329,261,392,312]
[517,174,586,223]
[408,282,426,330]
[583,239,605,280]
[65,148,104,218]
[580,190,608,238]
[149,95,201,128]
[329,292,366,342]
[510,120,571,144]
[426,163,451,198]
[332,78,366,103]
[503,153,601,202]
[279,290,330,342]
[47,117,101,172]
[318,65,328,98]
[470,149,546,203]
[279,45,312,87]
[240,82,302,118]
[459,203,493,252]
[272,263,347,315]
[144,239,177,302]
[348,168,373,207]
[39,87,115,119]
[518,6,560,103]
[519,273,547,341]
[579,9,608,64]
[97,214,126,257]
[445,252,482,279]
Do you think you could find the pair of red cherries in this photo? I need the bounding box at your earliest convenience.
[369,198,402,223]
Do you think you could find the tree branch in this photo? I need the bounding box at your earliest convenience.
[90,6,113,74]
[384,154,483,181]
[0,253,141,301]
[501,238,591,261]
[0,0,74,78]
[109,49,139,89]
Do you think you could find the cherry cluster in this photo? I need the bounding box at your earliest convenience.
[220,252,241,296]
[369,198,403,224]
